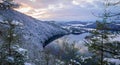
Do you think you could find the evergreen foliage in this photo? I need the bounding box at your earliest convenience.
[0,19,28,65]
[85,0,120,65]
[0,0,19,9]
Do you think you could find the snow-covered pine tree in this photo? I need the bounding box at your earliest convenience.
[85,0,120,65]
[0,19,29,65]
[0,0,19,9]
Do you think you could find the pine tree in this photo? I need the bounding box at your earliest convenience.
[0,0,19,9]
[85,0,120,65]
[0,19,28,65]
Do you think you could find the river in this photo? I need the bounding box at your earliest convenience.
[46,33,90,55]
[46,32,120,54]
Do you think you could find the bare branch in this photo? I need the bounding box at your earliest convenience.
[0,21,8,25]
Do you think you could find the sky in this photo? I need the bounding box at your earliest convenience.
[14,0,119,21]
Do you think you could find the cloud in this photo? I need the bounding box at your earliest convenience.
[15,0,119,21]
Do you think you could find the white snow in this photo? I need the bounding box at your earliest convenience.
[0,19,23,26]
[80,56,92,62]
[11,20,23,26]
[12,34,17,37]
[116,24,120,25]
[68,24,85,27]
[12,45,27,56]
[112,35,120,41]
[24,62,32,65]
[86,23,93,26]
[104,58,120,65]
[6,56,14,63]
[17,48,27,53]
[0,9,68,64]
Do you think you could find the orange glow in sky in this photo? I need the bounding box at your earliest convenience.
[14,0,119,21]
[15,3,51,20]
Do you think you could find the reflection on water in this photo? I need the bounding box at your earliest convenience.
[64,33,90,43]
[48,33,120,56]
[49,33,90,54]
[51,33,90,44]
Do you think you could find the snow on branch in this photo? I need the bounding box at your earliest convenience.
[0,19,23,26]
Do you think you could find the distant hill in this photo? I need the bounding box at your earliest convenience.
[57,21,120,31]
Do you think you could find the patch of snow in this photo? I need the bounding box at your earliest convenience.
[69,24,85,27]
[16,48,27,55]
[12,34,17,37]
[6,56,14,63]
[109,35,120,42]
[86,23,93,26]
[11,20,23,26]
[116,24,120,25]
[12,45,27,56]
[104,58,120,65]
[24,62,32,65]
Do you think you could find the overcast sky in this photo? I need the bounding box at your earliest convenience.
[15,0,119,21]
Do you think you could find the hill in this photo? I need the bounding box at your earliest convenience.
[0,9,68,64]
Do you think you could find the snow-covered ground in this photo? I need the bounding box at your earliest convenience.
[112,35,120,41]
[104,58,120,65]
[68,24,86,27]
[0,9,68,64]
